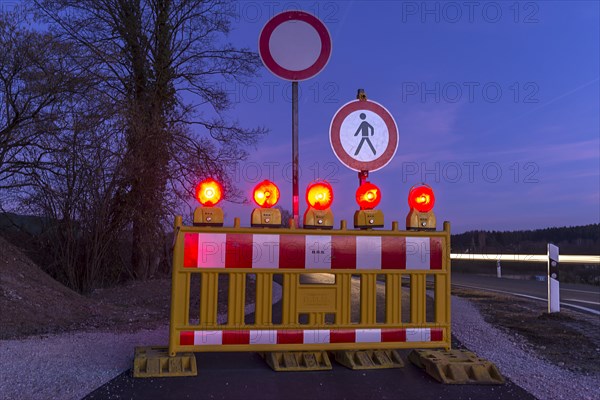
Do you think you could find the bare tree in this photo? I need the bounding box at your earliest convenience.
[19,95,128,292]
[34,0,267,279]
[1,10,133,292]
[0,12,81,190]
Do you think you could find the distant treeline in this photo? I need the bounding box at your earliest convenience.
[2,213,599,286]
[451,224,599,285]
[452,224,600,255]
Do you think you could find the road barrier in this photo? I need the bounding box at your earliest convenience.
[167,217,452,359]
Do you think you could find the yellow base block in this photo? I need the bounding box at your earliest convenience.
[262,351,332,371]
[334,349,404,370]
[408,349,504,384]
[133,346,197,378]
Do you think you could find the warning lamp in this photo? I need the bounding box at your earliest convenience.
[406,184,436,231]
[251,180,282,227]
[253,180,280,208]
[303,181,334,229]
[193,178,224,226]
[354,182,384,228]
[356,182,381,210]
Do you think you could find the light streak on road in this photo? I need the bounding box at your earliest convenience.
[450,254,600,264]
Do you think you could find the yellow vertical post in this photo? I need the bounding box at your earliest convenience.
[183,274,191,325]
[227,272,246,327]
[360,273,377,325]
[385,273,402,324]
[435,237,449,325]
[282,273,299,325]
[434,274,447,323]
[444,221,452,349]
[410,274,426,325]
[255,273,273,326]
[309,312,325,325]
[200,272,219,326]
[337,274,351,325]
[169,216,188,356]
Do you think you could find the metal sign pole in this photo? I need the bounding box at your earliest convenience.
[258,12,331,228]
[292,81,299,227]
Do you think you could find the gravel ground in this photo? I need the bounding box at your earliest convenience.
[1,290,598,400]
[451,296,600,400]
[0,327,169,400]
[0,282,282,400]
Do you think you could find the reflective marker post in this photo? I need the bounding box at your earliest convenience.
[496,260,501,278]
[547,244,560,313]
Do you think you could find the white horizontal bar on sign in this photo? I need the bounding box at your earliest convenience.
[450,254,600,264]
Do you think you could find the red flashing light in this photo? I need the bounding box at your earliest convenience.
[356,182,381,210]
[408,185,435,213]
[195,178,223,206]
[253,180,280,208]
[306,181,333,210]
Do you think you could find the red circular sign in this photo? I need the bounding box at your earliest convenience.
[259,11,332,81]
[329,100,399,172]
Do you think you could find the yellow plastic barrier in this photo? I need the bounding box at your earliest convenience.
[168,217,451,357]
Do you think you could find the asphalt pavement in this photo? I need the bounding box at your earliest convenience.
[85,343,534,400]
[85,272,535,400]
[82,272,600,399]
[451,273,600,314]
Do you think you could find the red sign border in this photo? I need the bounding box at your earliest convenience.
[329,100,399,172]
[259,11,332,82]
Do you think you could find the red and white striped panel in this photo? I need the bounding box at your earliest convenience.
[183,233,443,270]
[180,328,444,346]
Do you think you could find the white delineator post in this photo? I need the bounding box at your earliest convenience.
[547,244,560,313]
[496,260,501,278]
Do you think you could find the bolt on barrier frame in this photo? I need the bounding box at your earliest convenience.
[168,217,452,357]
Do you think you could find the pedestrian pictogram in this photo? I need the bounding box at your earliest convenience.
[354,113,376,156]
[330,99,399,172]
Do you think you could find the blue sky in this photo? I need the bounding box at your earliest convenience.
[211,1,599,233]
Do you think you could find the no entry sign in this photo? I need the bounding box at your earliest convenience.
[329,100,399,172]
[259,11,332,81]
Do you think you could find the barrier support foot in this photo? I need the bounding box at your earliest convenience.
[261,351,332,371]
[133,346,197,378]
[408,349,504,384]
[333,349,404,370]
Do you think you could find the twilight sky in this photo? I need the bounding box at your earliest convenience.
[211,1,599,233]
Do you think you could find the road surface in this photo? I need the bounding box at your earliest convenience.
[85,273,535,399]
[451,273,600,314]
[83,273,599,399]
[85,341,534,400]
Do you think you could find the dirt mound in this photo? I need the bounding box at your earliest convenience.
[0,236,177,339]
[0,236,99,339]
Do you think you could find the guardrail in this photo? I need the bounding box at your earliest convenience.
[450,254,600,264]
[449,247,599,313]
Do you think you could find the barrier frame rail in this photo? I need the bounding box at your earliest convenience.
[168,217,452,357]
